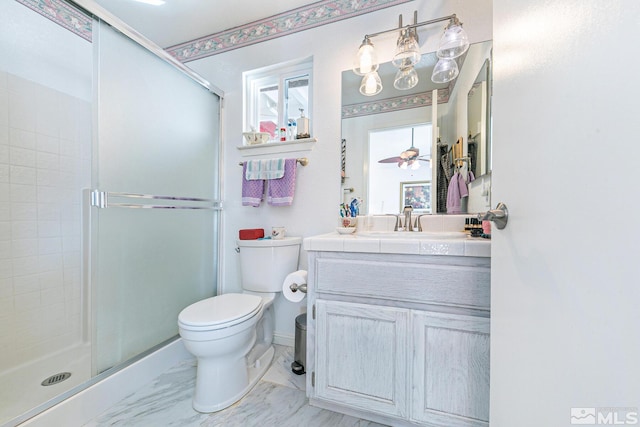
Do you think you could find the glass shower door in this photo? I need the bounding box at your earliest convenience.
[91,20,221,373]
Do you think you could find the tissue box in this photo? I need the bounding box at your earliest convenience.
[239,229,265,240]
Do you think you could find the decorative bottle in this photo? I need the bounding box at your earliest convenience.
[296,108,310,139]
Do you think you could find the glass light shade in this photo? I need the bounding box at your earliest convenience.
[436,23,469,59]
[392,30,421,69]
[360,71,383,96]
[431,58,459,84]
[353,38,378,76]
[410,160,421,170]
[394,66,419,90]
[399,161,408,169]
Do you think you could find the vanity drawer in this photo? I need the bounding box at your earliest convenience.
[314,256,490,310]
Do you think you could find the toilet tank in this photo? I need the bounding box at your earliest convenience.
[237,237,302,292]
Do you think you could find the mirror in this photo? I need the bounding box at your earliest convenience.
[341,40,493,215]
[467,59,491,177]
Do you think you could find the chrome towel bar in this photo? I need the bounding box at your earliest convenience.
[238,157,309,167]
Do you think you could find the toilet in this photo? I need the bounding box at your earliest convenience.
[178,236,302,413]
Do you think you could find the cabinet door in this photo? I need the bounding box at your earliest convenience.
[315,300,408,418]
[412,312,490,427]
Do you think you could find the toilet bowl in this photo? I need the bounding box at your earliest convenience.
[178,236,301,412]
[178,293,266,412]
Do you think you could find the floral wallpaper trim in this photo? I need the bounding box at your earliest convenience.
[15,0,92,42]
[341,89,451,119]
[167,0,412,63]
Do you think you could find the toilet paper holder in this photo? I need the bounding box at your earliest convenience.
[289,283,307,293]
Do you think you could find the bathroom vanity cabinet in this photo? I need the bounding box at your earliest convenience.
[304,239,490,427]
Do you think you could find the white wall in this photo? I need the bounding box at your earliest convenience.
[491,1,640,426]
[190,0,493,339]
[0,1,92,102]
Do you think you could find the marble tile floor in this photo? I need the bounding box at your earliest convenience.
[85,345,387,427]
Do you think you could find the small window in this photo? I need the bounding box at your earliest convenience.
[244,59,312,139]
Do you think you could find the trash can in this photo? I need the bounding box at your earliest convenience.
[291,313,307,375]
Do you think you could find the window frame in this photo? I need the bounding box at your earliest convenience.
[243,58,313,138]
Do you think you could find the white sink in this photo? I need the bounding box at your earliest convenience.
[357,231,467,239]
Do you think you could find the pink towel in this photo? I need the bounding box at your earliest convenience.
[242,163,264,207]
[267,158,297,206]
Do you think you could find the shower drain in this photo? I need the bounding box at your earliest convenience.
[41,372,71,386]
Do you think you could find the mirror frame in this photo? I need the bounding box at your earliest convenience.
[467,57,492,178]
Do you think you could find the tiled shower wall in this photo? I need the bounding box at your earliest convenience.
[0,69,91,370]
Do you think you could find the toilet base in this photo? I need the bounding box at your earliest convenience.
[192,345,275,413]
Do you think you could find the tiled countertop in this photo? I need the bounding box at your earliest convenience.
[303,232,490,257]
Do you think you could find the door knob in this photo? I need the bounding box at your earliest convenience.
[478,202,508,230]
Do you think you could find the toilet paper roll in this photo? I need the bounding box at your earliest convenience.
[282,270,308,303]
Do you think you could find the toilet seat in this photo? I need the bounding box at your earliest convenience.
[178,293,263,331]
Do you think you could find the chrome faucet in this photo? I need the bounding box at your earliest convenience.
[403,205,414,231]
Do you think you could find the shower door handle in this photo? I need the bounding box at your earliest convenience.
[89,189,222,210]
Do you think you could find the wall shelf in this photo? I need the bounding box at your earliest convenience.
[237,138,316,156]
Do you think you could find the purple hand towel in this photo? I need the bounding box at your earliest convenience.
[446,172,469,214]
[242,163,264,207]
[267,158,297,206]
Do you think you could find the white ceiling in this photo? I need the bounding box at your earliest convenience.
[92,0,321,48]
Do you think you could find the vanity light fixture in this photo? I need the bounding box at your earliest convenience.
[436,18,470,60]
[392,27,421,69]
[431,58,459,84]
[354,12,469,95]
[394,65,419,90]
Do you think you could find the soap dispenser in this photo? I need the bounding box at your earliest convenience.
[296,108,310,139]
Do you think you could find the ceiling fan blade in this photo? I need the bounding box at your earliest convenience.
[378,156,403,163]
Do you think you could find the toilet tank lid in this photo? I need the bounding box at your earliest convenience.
[178,294,262,327]
[236,236,302,247]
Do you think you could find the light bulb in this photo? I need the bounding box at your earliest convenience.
[353,38,378,76]
[359,71,383,96]
[411,160,421,170]
[399,161,408,169]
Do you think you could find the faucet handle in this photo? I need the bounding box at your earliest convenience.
[385,214,402,231]
[415,214,430,232]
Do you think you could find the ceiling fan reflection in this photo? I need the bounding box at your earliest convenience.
[378,146,431,169]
